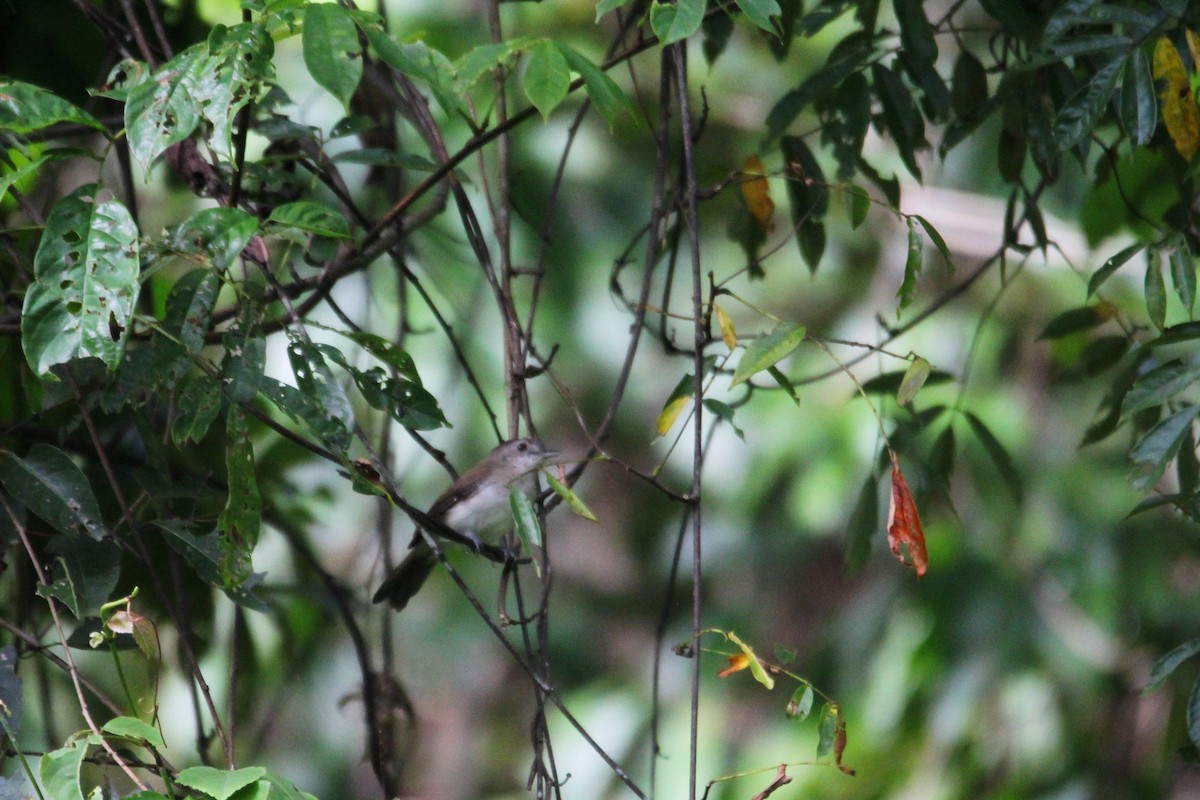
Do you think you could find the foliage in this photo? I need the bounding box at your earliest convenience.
[2,0,1200,798]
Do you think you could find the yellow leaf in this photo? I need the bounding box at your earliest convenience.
[1153,37,1199,162]
[656,374,694,436]
[714,303,737,349]
[727,631,775,690]
[740,154,775,233]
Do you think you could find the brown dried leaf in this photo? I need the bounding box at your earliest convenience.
[887,449,928,577]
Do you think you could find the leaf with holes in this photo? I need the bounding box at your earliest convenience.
[125,48,203,172]
[192,22,275,160]
[173,206,259,270]
[21,184,140,378]
[303,2,362,109]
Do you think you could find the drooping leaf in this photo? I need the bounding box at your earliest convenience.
[1120,48,1157,146]
[102,717,166,749]
[727,631,775,690]
[21,184,140,378]
[780,136,826,272]
[171,374,223,445]
[1188,676,1200,750]
[194,22,276,160]
[896,357,931,406]
[509,487,543,577]
[554,42,635,128]
[41,536,120,618]
[834,719,855,774]
[735,0,782,35]
[887,450,928,577]
[268,201,351,239]
[650,0,707,45]
[893,0,937,65]
[871,62,925,181]
[1146,249,1167,331]
[219,407,261,549]
[767,366,800,405]
[844,472,878,573]
[1123,358,1200,416]
[302,3,363,109]
[1129,404,1200,490]
[741,154,776,232]
[765,53,865,141]
[523,39,571,120]
[951,51,987,119]
[816,702,838,758]
[896,217,924,315]
[176,767,267,800]
[702,12,735,65]
[965,412,1023,503]
[1153,36,1199,162]
[0,444,105,540]
[0,646,22,741]
[544,471,598,522]
[1052,54,1123,152]
[843,184,870,228]
[704,399,746,441]
[860,368,954,395]
[1145,638,1200,691]
[913,215,953,272]
[1088,243,1144,296]
[1169,237,1196,315]
[730,323,806,388]
[656,373,694,436]
[0,80,104,134]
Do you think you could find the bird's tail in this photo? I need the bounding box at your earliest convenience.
[372,541,438,610]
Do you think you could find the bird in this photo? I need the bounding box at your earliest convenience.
[372,438,559,610]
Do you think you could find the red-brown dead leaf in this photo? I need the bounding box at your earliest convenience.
[717,653,750,678]
[741,154,775,233]
[834,720,855,776]
[887,450,928,578]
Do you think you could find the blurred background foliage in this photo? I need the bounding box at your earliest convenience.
[3,1,1200,799]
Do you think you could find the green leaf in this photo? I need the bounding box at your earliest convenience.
[0,80,104,134]
[195,22,275,160]
[730,323,806,388]
[1188,676,1200,750]
[176,766,266,800]
[1038,305,1107,339]
[596,0,636,19]
[815,702,838,758]
[1124,358,1200,416]
[219,407,261,547]
[894,0,937,64]
[727,631,775,690]
[1120,48,1157,146]
[650,0,706,44]
[951,51,987,119]
[523,39,571,120]
[965,412,1023,503]
[21,184,140,378]
[287,341,356,447]
[844,473,877,573]
[1130,404,1200,490]
[164,270,221,355]
[896,357,931,406]
[102,716,166,749]
[454,38,536,92]
[509,486,543,577]
[171,374,223,445]
[124,48,203,172]
[735,0,782,35]
[786,684,814,720]
[268,201,351,238]
[173,206,259,270]
[656,373,694,436]
[843,184,870,229]
[913,215,953,272]
[555,42,635,128]
[0,444,105,540]
[872,63,925,181]
[39,742,86,800]
[302,3,362,109]
[1088,243,1144,296]
[43,535,120,617]
[860,368,953,395]
[366,28,462,116]
[703,399,745,441]
[765,53,864,141]
[544,471,598,522]
[897,217,923,315]
[1052,54,1123,152]
[767,365,800,405]
[1169,238,1196,315]
[257,377,352,455]
[1146,638,1200,691]
[0,645,23,740]
[1146,250,1167,331]
[304,341,448,431]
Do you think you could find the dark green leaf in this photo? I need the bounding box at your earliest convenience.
[1038,305,1106,339]
[219,407,261,546]
[765,53,864,141]
[913,215,953,272]
[1169,238,1196,315]
[966,412,1023,503]
[901,51,951,122]
[366,28,462,116]
[1188,676,1200,750]
[302,3,363,109]
[860,369,954,395]
[872,63,925,181]
[0,81,104,134]
[287,341,356,445]
[897,217,923,314]
[735,0,782,35]
[1118,357,1200,417]
[173,206,259,270]
[1120,49,1157,146]
[894,0,937,64]
[1179,422,1199,498]
[523,39,571,120]
[951,51,987,119]
[1081,335,1130,376]
[555,42,635,128]
[730,323,807,388]
[268,201,351,238]
[43,536,120,617]
[767,366,800,404]
[1146,639,1200,691]
[1146,250,1167,331]
[0,444,105,540]
[1130,404,1200,490]
[171,374,223,445]
[1088,243,1144,296]
[195,23,276,160]
[22,184,140,378]
[650,0,706,44]
[816,702,838,758]
[702,12,735,65]
[704,399,745,441]
[844,473,877,573]
[1052,55,1123,152]
[0,646,22,741]
[844,185,870,228]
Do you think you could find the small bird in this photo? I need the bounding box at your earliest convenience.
[372,438,559,610]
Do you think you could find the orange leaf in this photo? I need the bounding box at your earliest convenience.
[887,450,928,577]
[741,154,775,233]
[717,653,750,678]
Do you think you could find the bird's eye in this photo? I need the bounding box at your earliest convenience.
[517,441,528,452]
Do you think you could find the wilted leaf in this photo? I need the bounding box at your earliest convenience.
[717,653,750,678]
[897,357,931,406]
[740,154,775,233]
[834,719,855,775]
[1153,37,1199,162]
[656,374,694,436]
[727,631,775,690]
[730,323,806,388]
[887,450,928,577]
[715,303,737,349]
